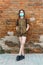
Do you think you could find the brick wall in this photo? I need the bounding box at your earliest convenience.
[0,0,43,42]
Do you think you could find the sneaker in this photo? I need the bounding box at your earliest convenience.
[21,55,25,59]
[16,55,25,61]
[16,55,21,61]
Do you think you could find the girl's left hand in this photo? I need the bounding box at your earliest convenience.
[26,24,29,31]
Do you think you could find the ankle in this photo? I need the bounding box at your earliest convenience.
[22,53,25,56]
[18,53,22,56]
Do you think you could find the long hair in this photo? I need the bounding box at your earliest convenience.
[18,9,25,18]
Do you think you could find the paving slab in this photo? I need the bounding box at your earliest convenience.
[0,54,43,65]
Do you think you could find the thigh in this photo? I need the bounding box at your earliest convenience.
[22,36,26,44]
[19,36,22,43]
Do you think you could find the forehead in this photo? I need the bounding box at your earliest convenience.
[20,10,24,12]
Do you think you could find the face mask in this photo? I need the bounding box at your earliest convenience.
[19,12,24,17]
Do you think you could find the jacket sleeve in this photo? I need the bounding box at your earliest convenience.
[25,19,29,28]
[27,19,29,24]
[16,19,19,26]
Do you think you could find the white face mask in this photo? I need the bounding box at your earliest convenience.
[19,10,24,17]
[20,12,24,17]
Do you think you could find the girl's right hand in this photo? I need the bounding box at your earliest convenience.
[16,26,18,30]
[16,26,19,32]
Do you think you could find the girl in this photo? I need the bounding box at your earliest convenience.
[16,9,29,61]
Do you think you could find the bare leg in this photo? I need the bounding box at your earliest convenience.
[18,36,22,55]
[21,36,26,55]
[18,36,26,55]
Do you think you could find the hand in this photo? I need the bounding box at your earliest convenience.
[26,24,29,31]
[26,28,28,32]
[16,26,19,30]
[16,26,19,32]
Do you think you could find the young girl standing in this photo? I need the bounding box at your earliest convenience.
[16,9,29,61]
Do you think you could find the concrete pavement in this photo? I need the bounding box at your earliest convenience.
[0,54,43,65]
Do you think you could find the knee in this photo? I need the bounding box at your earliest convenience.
[21,41,25,45]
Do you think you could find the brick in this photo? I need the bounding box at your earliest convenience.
[0,0,43,42]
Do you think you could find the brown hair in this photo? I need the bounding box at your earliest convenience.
[18,9,25,18]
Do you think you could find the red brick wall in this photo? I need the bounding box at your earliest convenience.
[0,0,43,42]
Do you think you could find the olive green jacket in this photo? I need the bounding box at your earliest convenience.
[16,18,29,34]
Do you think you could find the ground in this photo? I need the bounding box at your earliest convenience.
[0,54,43,65]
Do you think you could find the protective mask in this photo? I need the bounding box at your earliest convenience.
[20,12,24,17]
